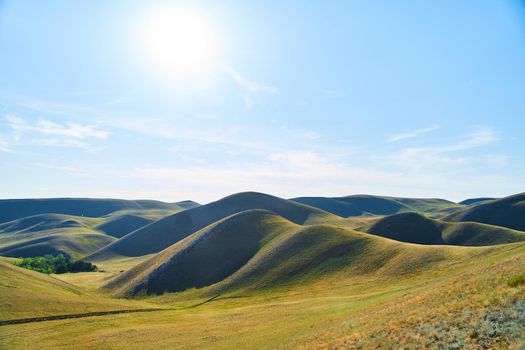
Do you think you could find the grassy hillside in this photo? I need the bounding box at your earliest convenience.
[87,192,334,260]
[104,209,507,298]
[0,213,100,233]
[445,192,525,231]
[291,194,463,218]
[95,214,154,238]
[0,261,149,321]
[368,212,525,246]
[3,241,523,349]
[0,198,186,224]
[459,197,496,205]
[0,226,115,259]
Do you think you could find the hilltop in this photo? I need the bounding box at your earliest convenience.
[367,212,525,246]
[445,192,525,231]
[87,191,334,260]
[0,198,195,224]
[291,194,463,218]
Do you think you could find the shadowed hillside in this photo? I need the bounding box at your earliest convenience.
[87,192,334,260]
[105,210,497,297]
[291,195,463,218]
[0,198,189,224]
[95,214,154,238]
[459,197,496,206]
[368,212,525,245]
[445,192,525,231]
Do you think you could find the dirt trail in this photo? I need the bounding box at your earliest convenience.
[0,308,168,326]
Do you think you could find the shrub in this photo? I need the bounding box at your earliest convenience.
[507,274,525,288]
[15,254,97,274]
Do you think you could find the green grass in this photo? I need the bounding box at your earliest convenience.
[0,261,151,321]
[1,242,523,349]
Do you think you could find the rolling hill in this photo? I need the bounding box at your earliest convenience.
[445,192,525,231]
[0,198,193,224]
[0,226,116,259]
[367,212,525,246]
[0,261,148,321]
[459,197,496,206]
[105,209,496,297]
[291,195,463,218]
[0,213,98,233]
[95,214,154,238]
[87,191,334,260]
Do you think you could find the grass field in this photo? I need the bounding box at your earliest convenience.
[1,193,524,349]
[1,242,523,349]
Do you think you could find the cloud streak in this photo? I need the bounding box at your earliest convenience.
[225,66,277,94]
[388,124,440,142]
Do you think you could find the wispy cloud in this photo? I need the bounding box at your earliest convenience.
[224,66,277,94]
[388,124,440,142]
[5,115,109,139]
[386,127,500,171]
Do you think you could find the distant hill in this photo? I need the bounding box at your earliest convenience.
[291,195,463,218]
[0,213,93,234]
[0,198,193,223]
[445,192,525,231]
[367,212,525,246]
[459,197,496,206]
[0,225,116,259]
[95,214,154,238]
[88,192,334,260]
[104,210,491,297]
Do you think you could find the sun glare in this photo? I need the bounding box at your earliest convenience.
[142,7,218,80]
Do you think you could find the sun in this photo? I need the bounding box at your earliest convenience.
[141,7,218,79]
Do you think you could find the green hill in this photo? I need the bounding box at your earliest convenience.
[291,195,463,218]
[0,261,147,321]
[105,209,497,297]
[87,192,334,261]
[95,214,154,238]
[459,197,496,205]
[0,198,189,224]
[445,192,525,231]
[367,212,525,246]
[0,213,98,233]
[0,226,115,259]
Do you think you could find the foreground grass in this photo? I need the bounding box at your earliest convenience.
[1,243,524,349]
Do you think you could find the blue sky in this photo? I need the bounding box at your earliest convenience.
[0,0,524,203]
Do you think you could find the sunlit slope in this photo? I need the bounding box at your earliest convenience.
[0,198,186,224]
[445,192,525,231]
[95,214,154,238]
[0,226,116,259]
[88,192,334,260]
[105,209,494,297]
[368,212,525,246]
[0,213,100,233]
[291,194,463,218]
[0,261,144,321]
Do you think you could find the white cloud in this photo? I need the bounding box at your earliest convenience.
[388,124,440,142]
[5,115,109,139]
[225,66,277,94]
